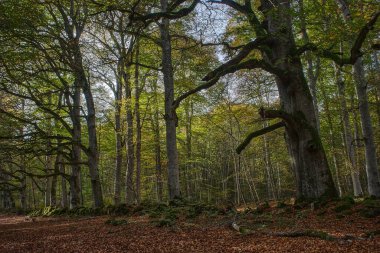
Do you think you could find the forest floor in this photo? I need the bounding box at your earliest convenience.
[0,199,379,253]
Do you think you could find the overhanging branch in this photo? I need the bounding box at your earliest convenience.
[236,121,285,154]
[173,59,276,109]
[296,11,380,66]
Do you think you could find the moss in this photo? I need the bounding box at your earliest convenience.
[155,218,176,227]
[105,218,128,226]
[362,198,380,208]
[359,208,380,218]
[334,203,352,213]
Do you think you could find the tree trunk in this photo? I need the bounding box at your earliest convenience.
[135,42,142,205]
[353,58,380,196]
[335,0,380,197]
[261,0,337,198]
[152,81,163,202]
[160,0,180,200]
[69,83,82,208]
[184,100,193,198]
[19,99,27,209]
[114,60,123,206]
[320,82,343,197]
[60,164,68,208]
[335,66,363,196]
[124,63,135,205]
[82,76,104,207]
[45,118,53,207]
[50,155,59,207]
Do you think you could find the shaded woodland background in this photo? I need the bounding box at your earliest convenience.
[0,0,379,210]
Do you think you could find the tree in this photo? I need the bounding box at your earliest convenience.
[174,0,338,198]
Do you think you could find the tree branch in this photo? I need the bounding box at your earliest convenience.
[236,121,285,154]
[173,59,276,109]
[296,11,380,66]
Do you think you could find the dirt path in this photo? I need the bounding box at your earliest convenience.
[0,214,379,252]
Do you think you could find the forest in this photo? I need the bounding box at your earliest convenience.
[0,0,379,252]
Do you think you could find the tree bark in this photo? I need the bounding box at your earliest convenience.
[159,0,180,200]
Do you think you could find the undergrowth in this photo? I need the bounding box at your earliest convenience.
[24,197,380,228]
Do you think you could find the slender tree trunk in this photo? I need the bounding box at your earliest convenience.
[152,80,163,202]
[184,101,193,198]
[60,164,68,208]
[82,76,103,207]
[353,58,380,196]
[124,62,135,204]
[114,60,123,206]
[19,99,27,209]
[135,43,142,205]
[263,126,276,200]
[50,155,59,207]
[69,84,82,208]
[335,66,363,196]
[335,0,380,197]
[320,83,343,197]
[160,0,180,200]
[261,0,337,198]
[45,114,53,207]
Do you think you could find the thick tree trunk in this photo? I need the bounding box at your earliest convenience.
[160,0,180,200]
[261,0,337,198]
[353,58,380,196]
[335,66,363,196]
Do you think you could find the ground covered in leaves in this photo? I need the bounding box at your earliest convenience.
[0,198,379,252]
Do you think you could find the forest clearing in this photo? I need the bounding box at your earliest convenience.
[1,199,380,252]
[1,0,380,252]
